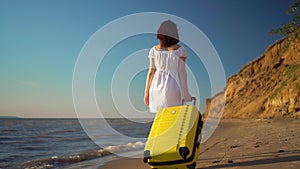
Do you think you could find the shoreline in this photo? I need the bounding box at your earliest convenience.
[99,119,300,169]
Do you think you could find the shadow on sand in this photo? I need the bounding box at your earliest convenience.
[198,150,300,169]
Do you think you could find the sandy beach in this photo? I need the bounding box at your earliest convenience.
[100,119,300,169]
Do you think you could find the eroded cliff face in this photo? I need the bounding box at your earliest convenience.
[206,33,300,119]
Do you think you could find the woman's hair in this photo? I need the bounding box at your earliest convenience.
[157,20,179,47]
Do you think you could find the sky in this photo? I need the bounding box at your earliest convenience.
[0,0,295,118]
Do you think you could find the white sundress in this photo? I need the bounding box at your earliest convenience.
[148,45,188,113]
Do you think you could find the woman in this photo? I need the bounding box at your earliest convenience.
[144,20,192,113]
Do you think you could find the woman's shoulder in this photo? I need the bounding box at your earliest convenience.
[151,44,186,57]
[153,44,184,51]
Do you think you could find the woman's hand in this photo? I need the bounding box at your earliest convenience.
[144,58,155,107]
[144,93,149,106]
[182,92,192,102]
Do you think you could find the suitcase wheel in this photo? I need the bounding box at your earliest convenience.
[179,147,190,159]
[143,150,152,163]
[187,162,196,169]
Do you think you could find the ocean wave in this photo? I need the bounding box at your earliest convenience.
[99,141,145,154]
[0,129,18,132]
[39,135,55,139]
[10,141,145,169]
[18,145,48,151]
[0,136,23,140]
[1,138,47,144]
[48,130,75,134]
[14,151,107,169]
[55,136,91,142]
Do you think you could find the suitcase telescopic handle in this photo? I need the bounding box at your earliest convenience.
[182,97,196,105]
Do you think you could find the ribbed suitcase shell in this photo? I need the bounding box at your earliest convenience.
[144,104,202,169]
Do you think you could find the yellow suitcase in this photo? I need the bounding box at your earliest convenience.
[144,97,203,169]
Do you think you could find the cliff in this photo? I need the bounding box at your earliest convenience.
[206,32,300,119]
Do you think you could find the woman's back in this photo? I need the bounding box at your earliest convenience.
[147,45,188,112]
[150,45,185,73]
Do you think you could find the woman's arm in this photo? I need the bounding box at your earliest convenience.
[179,56,192,102]
[144,58,156,106]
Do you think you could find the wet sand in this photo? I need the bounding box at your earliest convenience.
[100,119,300,169]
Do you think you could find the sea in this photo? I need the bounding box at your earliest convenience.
[0,118,153,169]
